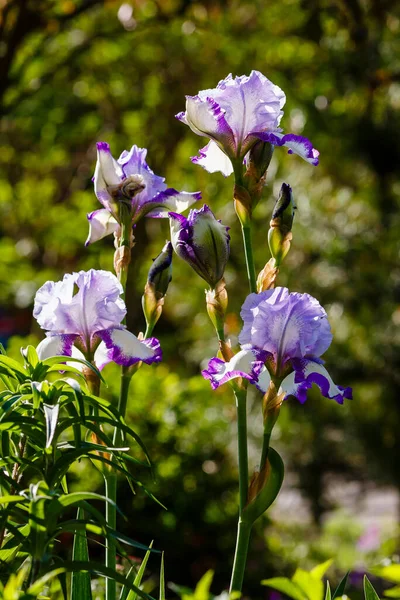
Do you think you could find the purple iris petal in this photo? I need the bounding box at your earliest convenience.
[34,270,126,340]
[169,205,230,288]
[255,131,319,166]
[202,349,268,390]
[96,328,162,369]
[281,359,352,404]
[177,70,319,174]
[36,334,77,361]
[239,288,332,369]
[34,269,163,369]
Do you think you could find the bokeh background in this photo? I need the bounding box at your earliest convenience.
[1,0,400,597]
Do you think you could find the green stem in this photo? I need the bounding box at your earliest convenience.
[241,224,257,294]
[259,431,271,472]
[104,370,132,600]
[229,519,252,593]
[234,388,248,512]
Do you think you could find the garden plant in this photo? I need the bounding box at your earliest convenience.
[0,48,393,600]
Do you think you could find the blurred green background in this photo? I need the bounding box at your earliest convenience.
[1,0,400,597]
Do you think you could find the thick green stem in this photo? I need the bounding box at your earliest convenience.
[241,224,257,294]
[229,387,251,593]
[229,519,252,593]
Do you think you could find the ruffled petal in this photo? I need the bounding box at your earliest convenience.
[135,188,201,221]
[94,142,124,207]
[36,334,77,360]
[239,288,332,368]
[85,209,119,246]
[33,270,126,339]
[202,348,267,390]
[255,131,319,166]
[191,141,234,177]
[280,359,352,404]
[96,328,162,368]
[184,94,236,153]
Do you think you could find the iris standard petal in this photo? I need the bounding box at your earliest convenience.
[184,94,236,153]
[96,327,162,368]
[239,288,332,369]
[94,142,124,208]
[191,140,234,177]
[280,359,352,404]
[34,270,126,339]
[202,348,267,390]
[85,209,120,246]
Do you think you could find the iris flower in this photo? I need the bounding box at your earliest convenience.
[202,287,351,404]
[86,143,201,245]
[34,269,161,369]
[176,70,319,177]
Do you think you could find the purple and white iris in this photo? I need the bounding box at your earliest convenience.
[86,143,201,245]
[33,269,162,370]
[202,287,351,404]
[169,205,230,289]
[176,70,319,177]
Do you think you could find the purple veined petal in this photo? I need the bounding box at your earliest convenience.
[201,348,267,390]
[135,188,201,222]
[94,142,124,208]
[183,94,236,153]
[96,327,162,368]
[117,145,166,200]
[191,140,234,177]
[36,334,78,361]
[85,209,120,246]
[255,131,319,166]
[280,359,352,404]
[211,71,286,153]
[33,270,126,339]
[238,288,332,369]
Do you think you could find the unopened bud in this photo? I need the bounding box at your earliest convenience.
[268,183,295,267]
[206,278,228,340]
[142,241,173,333]
[242,141,274,211]
[169,205,230,289]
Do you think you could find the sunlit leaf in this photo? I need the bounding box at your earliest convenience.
[261,577,307,600]
[364,576,381,600]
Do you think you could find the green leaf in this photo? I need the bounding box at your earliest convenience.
[71,507,93,600]
[383,585,400,597]
[293,568,324,600]
[22,345,39,369]
[364,576,381,600]
[333,572,349,599]
[242,447,284,525]
[371,566,400,584]
[44,402,60,448]
[159,553,165,600]
[261,577,307,600]
[310,560,334,581]
[193,569,213,600]
[122,542,154,600]
[325,582,331,600]
[27,561,157,600]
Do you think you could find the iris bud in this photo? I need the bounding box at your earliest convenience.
[268,183,295,267]
[169,205,230,290]
[142,241,173,334]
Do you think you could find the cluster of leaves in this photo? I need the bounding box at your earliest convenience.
[0,346,163,598]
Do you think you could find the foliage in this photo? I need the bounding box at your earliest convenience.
[1,0,399,596]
